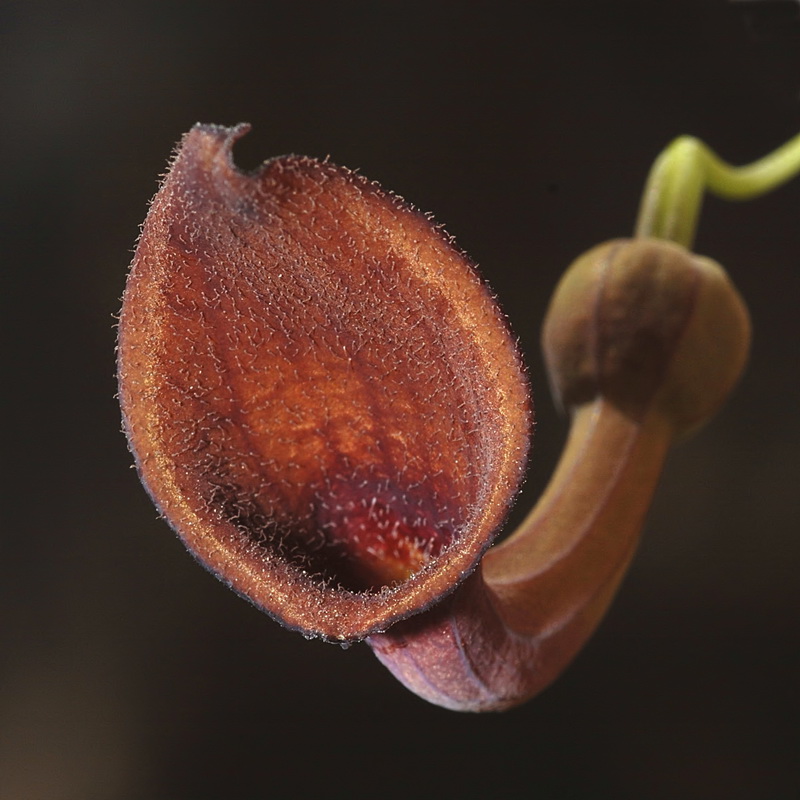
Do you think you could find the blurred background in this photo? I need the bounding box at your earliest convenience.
[2,1,799,798]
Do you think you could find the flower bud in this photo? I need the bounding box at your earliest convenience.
[542,238,751,437]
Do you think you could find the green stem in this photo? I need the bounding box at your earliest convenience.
[635,132,800,248]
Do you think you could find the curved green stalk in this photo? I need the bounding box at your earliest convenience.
[635,132,800,248]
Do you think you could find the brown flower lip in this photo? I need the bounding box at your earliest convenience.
[117,123,531,642]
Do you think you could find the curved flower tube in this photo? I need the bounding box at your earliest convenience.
[118,124,796,712]
[370,238,750,710]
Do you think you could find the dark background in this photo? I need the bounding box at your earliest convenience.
[3,1,799,798]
